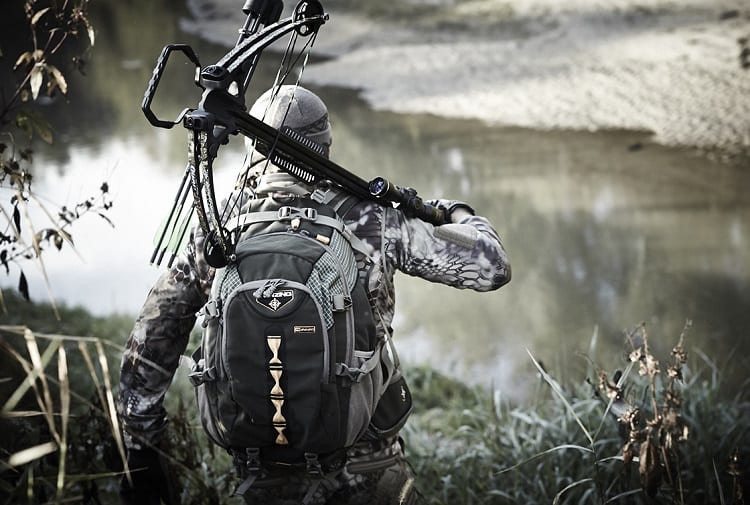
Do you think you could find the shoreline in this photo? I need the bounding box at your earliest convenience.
[182,0,750,157]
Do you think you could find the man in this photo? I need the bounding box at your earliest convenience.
[118,85,511,504]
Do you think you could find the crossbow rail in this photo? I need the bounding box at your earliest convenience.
[142,0,447,269]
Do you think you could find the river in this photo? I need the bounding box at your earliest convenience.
[5,0,749,399]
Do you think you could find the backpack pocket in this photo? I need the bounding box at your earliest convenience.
[220,280,346,452]
[369,374,413,439]
[343,348,385,446]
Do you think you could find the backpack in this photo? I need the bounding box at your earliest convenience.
[188,189,412,469]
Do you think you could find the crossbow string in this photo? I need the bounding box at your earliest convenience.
[143,0,447,270]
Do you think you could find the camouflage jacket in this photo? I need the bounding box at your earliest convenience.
[118,181,511,449]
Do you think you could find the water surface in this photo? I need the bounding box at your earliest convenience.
[6,0,749,398]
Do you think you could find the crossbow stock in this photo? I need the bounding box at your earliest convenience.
[143,0,447,269]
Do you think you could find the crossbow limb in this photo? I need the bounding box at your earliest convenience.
[143,0,447,269]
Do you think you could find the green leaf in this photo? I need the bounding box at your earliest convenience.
[33,118,53,144]
[16,110,53,143]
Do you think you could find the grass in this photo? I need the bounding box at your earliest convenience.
[404,324,750,504]
[0,295,748,504]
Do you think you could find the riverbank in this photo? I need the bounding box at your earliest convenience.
[182,0,750,158]
[2,297,749,503]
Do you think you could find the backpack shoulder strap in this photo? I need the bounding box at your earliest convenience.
[310,187,359,218]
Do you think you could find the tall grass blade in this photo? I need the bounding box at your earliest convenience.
[552,477,594,505]
[95,340,129,478]
[1,334,60,413]
[712,459,726,505]
[56,345,70,502]
[78,340,108,419]
[605,489,642,503]
[3,441,57,468]
[23,329,60,444]
[496,444,594,475]
[18,198,60,318]
[527,348,594,446]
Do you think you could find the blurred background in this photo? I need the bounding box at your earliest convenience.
[2,0,749,400]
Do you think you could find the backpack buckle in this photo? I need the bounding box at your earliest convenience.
[245,448,261,475]
[302,207,318,220]
[198,300,220,327]
[332,294,352,312]
[304,453,322,477]
[188,359,216,386]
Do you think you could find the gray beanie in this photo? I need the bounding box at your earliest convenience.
[246,85,332,157]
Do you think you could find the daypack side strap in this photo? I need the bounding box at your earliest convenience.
[335,343,384,383]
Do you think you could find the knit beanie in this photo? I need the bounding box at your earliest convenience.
[245,85,332,158]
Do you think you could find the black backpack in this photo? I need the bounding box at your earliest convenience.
[189,191,412,468]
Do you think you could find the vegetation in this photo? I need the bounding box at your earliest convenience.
[0,0,111,312]
[1,295,747,504]
[405,324,750,504]
[0,5,747,503]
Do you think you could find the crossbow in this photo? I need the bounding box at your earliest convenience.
[142,0,447,269]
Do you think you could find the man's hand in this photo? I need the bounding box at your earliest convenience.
[120,447,178,505]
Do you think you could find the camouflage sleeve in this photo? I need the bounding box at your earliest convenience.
[383,200,511,291]
[118,227,214,449]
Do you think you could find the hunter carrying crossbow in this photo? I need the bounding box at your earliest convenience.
[117,1,511,503]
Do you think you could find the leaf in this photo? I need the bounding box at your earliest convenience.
[33,117,53,144]
[87,23,96,47]
[31,7,51,26]
[14,51,33,70]
[18,271,29,301]
[47,65,68,95]
[12,205,21,232]
[30,64,44,101]
[639,433,661,497]
[97,212,114,228]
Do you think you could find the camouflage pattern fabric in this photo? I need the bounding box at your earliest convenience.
[118,179,510,500]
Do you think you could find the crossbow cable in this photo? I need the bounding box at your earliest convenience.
[144,0,445,269]
[181,1,328,268]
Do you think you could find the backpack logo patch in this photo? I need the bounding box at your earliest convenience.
[256,289,294,312]
[294,325,317,334]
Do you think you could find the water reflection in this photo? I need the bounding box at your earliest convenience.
[4,0,749,398]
